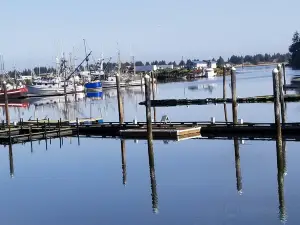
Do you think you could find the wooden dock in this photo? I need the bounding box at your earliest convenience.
[139,94,300,107]
[0,120,299,145]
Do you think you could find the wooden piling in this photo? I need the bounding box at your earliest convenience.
[116,73,124,124]
[234,137,242,194]
[144,75,153,140]
[145,74,157,213]
[282,63,286,93]
[223,65,226,100]
[151,72,157,122]
[272,68,283,153]
[3,82,11,138]
[37,118,39,128]
[121,140,127,186]
[277,64,286,124]
[231,67,238,124]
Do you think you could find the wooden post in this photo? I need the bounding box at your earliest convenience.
[116,73,124,124]
[145,74,158,213]
[272,68,283,156]
[121,140,127,186]
[230,67,237,124]
[282,63,286,94]
[144,75,153,140]
[234,137,242,194]
[277,64,286,124]
[223,65,226,100]
[151,72,157,122]
[8,143,14,178]
[3,82,11,138]
[58,119,61,148]
[37,118,39,128]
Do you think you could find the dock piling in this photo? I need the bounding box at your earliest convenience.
[144,74,153,140]
[277,64,286,125]
[223,65,226,100]
[272,68,282,145]
[29,125,33,152]
[3,82,11,139]
[8,143,14,178]
[231,67,238,124]
[116,73,124,124]
[282,63,287,94]
[76,117,80,145]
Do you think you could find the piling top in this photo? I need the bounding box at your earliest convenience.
[272,68,279,74]
[231,67,236,71]
[277,64,282,69]
[2,81,6,85]
[144,74,150,79]
[115,73,120,77]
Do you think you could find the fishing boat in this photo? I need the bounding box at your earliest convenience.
[84,80,102,91]
[27,77,84,95]
[0,84,28,99]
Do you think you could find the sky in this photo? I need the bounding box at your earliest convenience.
[0,0,299,70]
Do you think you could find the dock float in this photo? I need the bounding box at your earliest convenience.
[139,94,300,107]
[0,121,300,145]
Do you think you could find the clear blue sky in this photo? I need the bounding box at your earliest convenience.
[0,0,299,70]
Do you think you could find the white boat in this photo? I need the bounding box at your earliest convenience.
[27,77,84,95]
[101,76,127,88]
[204,68,216,78]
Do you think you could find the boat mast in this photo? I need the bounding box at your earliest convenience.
[83,39,89,71]
[117,46,121,76]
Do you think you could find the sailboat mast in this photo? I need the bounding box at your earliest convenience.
[83,39,89,71]
[118,49,121,76]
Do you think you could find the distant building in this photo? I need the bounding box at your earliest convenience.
[135,65,158,72]
[21,75,32,80]
[157,65,174,70]
[192,60,208,69]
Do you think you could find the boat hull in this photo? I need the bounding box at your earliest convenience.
[85,81,102,89]
[0,87,28,99]
[27,85,84,95]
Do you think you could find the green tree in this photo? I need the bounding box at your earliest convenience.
[289,31,300,69]
[216,56,225,68]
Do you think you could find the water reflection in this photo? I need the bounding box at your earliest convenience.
[8,143,14,178]
[120,140,127,186]
[233,137,242,194]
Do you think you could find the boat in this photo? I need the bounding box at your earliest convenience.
[0,85,28,99]
[204,68,216,78]
[84,80,102,91]
[27,77,84,95]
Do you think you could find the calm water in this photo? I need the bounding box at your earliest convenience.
[1,65,300,225]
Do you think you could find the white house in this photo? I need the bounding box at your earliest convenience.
[21,75,32,80]
[192,61,208,69]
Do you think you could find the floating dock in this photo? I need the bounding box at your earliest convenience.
[139,94,300,107]
[0,120,299,145]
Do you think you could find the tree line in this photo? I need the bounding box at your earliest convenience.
[289,31,300,69]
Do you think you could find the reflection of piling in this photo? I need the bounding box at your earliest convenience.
[234,137,242,194]
[44,122,47,150]
[121,140,127,186]
[276,132,286,222]
[29,125,33,152]
[223,104,228,123]
[223,66,226,100]
[230,67,237,124]
[8,143,14,178]
[116,73,124,124]
[76,118,80,145]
